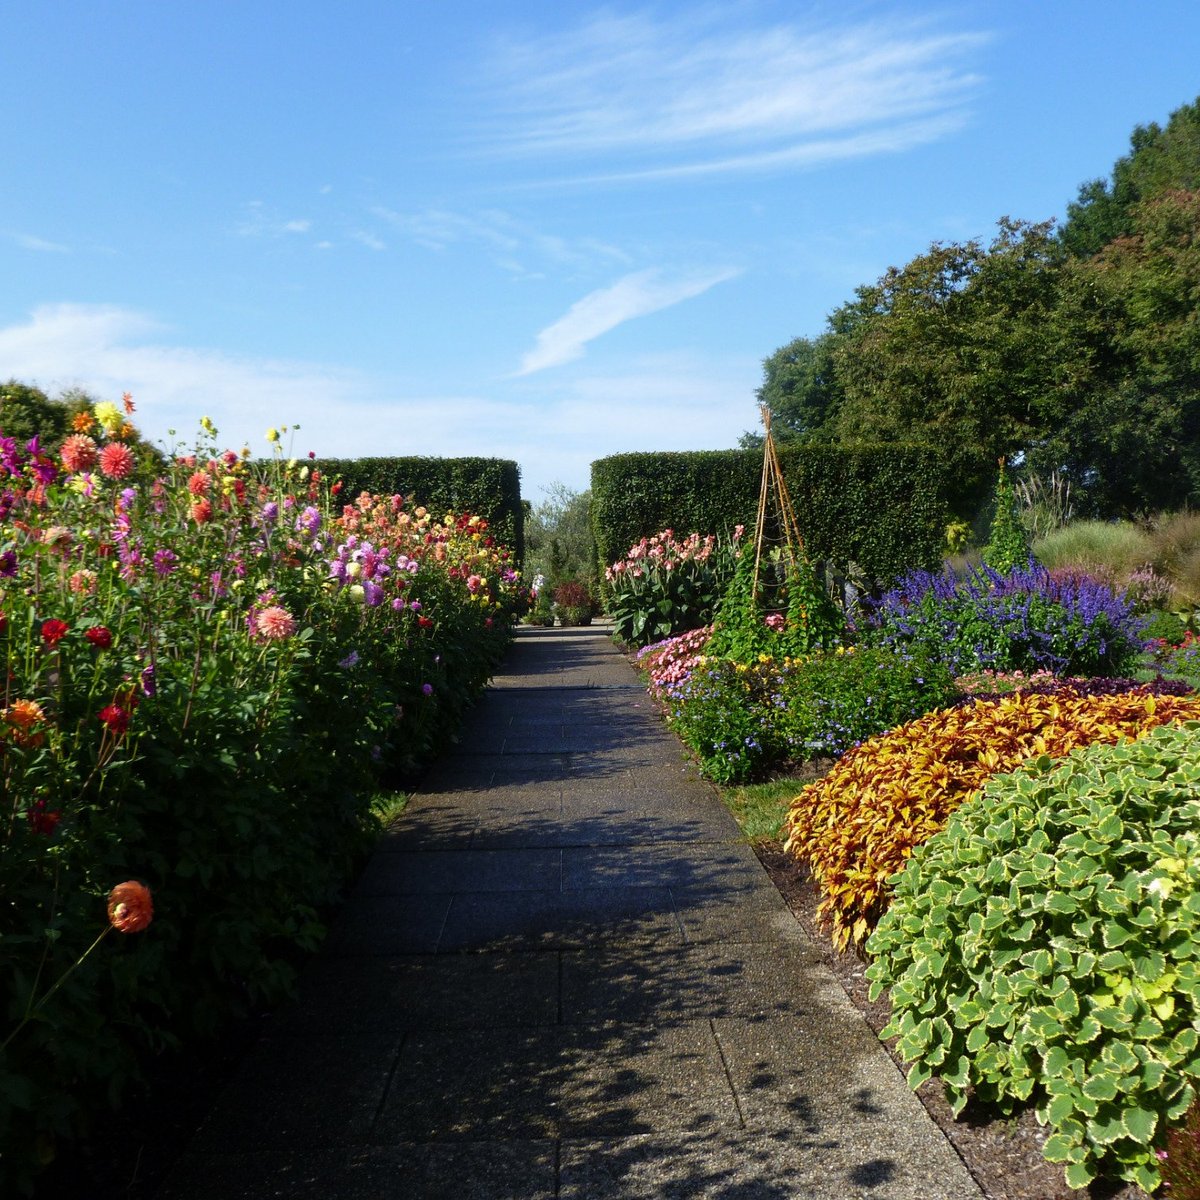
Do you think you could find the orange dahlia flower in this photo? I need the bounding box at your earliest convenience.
[3,698,48,746]
[107,881,153,933]
[60,433,98,472]
[99,442,136,480]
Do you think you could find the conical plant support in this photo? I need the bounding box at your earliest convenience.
[751,405,808,603]
[707,407,844,661]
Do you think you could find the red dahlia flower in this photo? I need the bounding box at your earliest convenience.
[41,619,69,646]
[85,625,113,649]
[97,704,131,734]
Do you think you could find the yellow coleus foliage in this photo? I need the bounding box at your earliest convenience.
[782,689,1200,951]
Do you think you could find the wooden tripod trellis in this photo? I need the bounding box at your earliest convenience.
[751,404,808,605]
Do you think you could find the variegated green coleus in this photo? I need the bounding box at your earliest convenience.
[866,722,1200,1194]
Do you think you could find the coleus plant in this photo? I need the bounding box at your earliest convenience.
[866,722,1200,1193]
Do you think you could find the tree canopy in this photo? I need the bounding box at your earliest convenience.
[754,95,1200,521]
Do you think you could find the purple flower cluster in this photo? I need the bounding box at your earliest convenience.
[951,675,1192,708]
[867,561,1147,677]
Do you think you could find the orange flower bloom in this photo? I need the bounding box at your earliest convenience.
[190,498,213,524]
[98,442,136,480]
[3,698,48,746]
[107,881,153,933]
[72,411,97,433]
[60,433,99,472]
[187,470,211,496]
[122,392,136,414]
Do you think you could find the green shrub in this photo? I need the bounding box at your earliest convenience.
[661,645,953,785]
[704,547,844,662]
[1144,609,1189,644]
[606,529,737,647]
[982,461,1033,573]
[866,722,1200,1194]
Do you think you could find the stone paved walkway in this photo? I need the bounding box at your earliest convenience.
[160,624,981,1199]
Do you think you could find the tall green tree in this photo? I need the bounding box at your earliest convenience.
[524,482,597,593]
[741,333,845,447]
[1060,95,1200,257]
[1036,188,1200,514]
[0,380,71,446]
[829,218,1065,516]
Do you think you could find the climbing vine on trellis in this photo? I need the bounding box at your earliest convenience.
[706,407,844,661]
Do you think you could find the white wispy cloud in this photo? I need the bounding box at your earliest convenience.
[236,201,316,239]
[476,10,987,182]
[516,267,739,375]
[372,205,631,275]
[9,232,69,253]
[0,304,369,448]
[0,305,758,499]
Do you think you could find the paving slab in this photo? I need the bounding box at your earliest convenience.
[157,624,982,1200]
[267,952,561,1035]
[436,886,684,951]
[375,1022,740,1140]
[161,1143,557,1200]
[352,847,562,896]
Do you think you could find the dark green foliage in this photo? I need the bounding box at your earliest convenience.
[319,456,524,563]
[983,461,1033,573]
[753,97,1200,520]
[591,444,946,588]
[524,484,596,597]
[0,381,71,447]
[740,333,845,447]
[705,549,844,662]
[660,645,954,784]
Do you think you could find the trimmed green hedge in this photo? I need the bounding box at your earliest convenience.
[318,456,524,562]
[590,445,945,584]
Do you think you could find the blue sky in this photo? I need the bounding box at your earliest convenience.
[2,1,1198,502]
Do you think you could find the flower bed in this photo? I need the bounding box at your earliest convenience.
[0,408,524,1193]
[865,561,1147,677]
[783,687,1200,952]
[866,723,1200,1194]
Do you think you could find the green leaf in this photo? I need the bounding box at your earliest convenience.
[906,1060,932,1091]
[1042,1132,1076,1163]
[1085,1111,1125,1145]
[1102,920,1135,948]
[1064,1161,1095,1189]
[1053,990,1080,1020]
[1082,1074,1118,1103]
[1123,1104,1157,1142]
[1043,1045,1071,1076]
[966,1024,990,1053]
